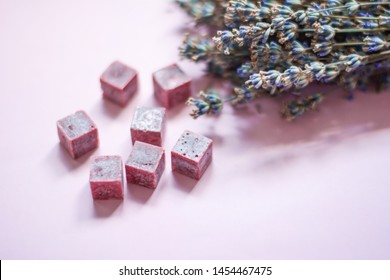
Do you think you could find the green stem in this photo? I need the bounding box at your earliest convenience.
[365,49,390,63]
[324,15,382,20]
[209,51,250,56]
[303,41,390,55]
[334,42,364,46]
[311,2,390,15]
[299,28,390,33]
[334,40,390,47]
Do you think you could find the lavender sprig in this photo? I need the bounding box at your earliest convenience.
[186,89,223,119]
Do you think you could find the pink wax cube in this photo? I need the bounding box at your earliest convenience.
[57,110,99,159]
[90,155,124,200]
[100,61,138,106]
[131,106,166,147]
[153,64,191,108]
[171,130,212,180]
[125,141,165,189]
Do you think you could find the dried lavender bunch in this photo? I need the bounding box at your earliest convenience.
[177,0,390,120]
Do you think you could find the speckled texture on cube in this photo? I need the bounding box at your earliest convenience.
[131,106,166,146]
[153,64,191,108]
[57,111,99,159]
[171,130,212,180]
[90,156,124,200]
[125,141,165,189]
[100,61,138,106]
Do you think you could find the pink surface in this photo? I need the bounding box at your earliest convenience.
[0,0,390,259]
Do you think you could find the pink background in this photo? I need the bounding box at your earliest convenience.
[1,0,390,259]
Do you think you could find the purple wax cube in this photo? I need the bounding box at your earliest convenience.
[100,61,138,106]
[125,141,165,189]
[57,110,99,159]
[153,64,191,108]
[171,130,212,180]
[90,155,124,200]
[131,106,166,147]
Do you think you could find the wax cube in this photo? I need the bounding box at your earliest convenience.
[153,64,191,108]
[100,61,138,106]
[171,130,212,180]
[131,106,166,147]
[57,110,99,159]
[125,141,165,189]
[90,156,124,200]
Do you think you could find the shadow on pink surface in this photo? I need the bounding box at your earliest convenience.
[91,98,132,119]
[93,199,122,218]
[191,76,390,146]
[127,183,154,204]
[172,172,198,193]
[48,143,98,173]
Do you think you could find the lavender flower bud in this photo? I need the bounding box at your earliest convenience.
[203,90,223,113]
[262,70,283,87]
[246,73,263,89]
[323,67,340,82]
[291,10,307,25]
[306,7,319,25]
[312,3,331,17]
[327,0,343,7]
[307,61,325,80]
[378,16,390,27]
[363,36,387,52]
[284,0,302,7]
[179,35,213,61]
[250,43,269,66]
[272,17,285,29]
[262,27,271,43]
[224,0,249,28]
[231,86,255,105]
[277,21,297,44]
[258,6,271,18]
[346,0,360,16]
[290,40,306,57]
[271,5,293,17]
[358,20,379,29]
[313,41,333,57]
[186,89,223,119]
[313,23,336,41]
[237,62,253,78]
[176,0,215,23]
[269,41,283,64]
[213,30,236,55]
[341,54,364,72]
[186,98,210,119]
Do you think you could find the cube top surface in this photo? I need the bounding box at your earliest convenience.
[153,64,191,90]
[126,141,164,172]
[131,106,165,132]
[172,130,212,162]
[100,61,136,90]
[90,155,122,182]
[57,110,96,140]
